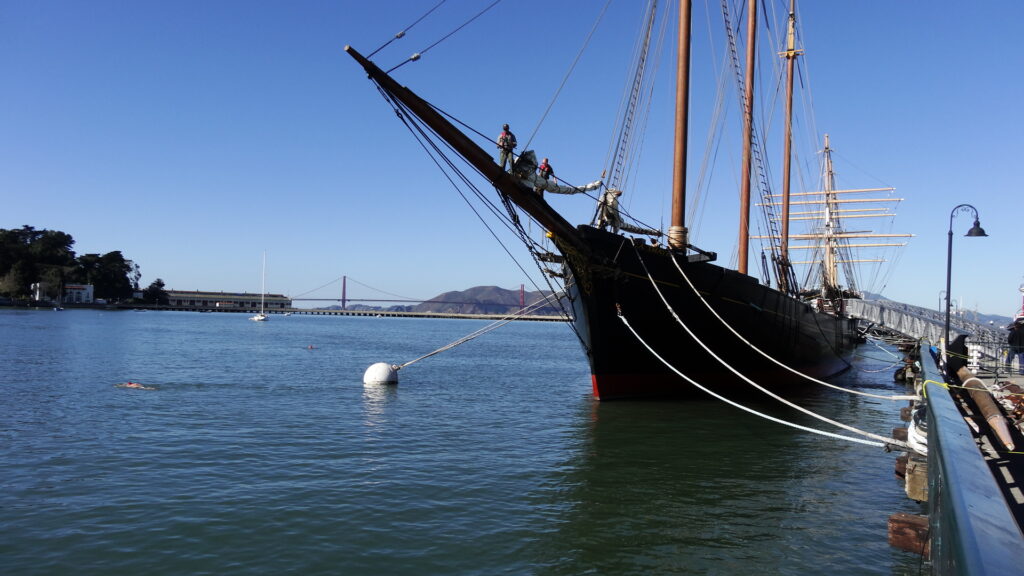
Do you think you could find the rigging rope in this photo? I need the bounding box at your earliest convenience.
[378,94,591,329]
[627,242,912,450]
[601,0,657,193]
[376,85,540,283]
[386,0,503,73]
[616,7,670,206]
[370,80,583,341]
[522,0,613,154]
[367,0,448,59]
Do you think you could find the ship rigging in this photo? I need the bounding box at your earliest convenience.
[346,0,908,400]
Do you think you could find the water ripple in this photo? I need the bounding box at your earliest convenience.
[0,311,922,574]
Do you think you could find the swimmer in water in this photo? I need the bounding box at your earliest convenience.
[118,381,156,390]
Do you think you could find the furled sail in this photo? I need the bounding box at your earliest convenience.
[513,151,602,195]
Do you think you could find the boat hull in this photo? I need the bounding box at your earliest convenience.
[561,226,858,401]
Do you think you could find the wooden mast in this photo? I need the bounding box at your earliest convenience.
[778,0,799,292]
[821,133,839,294]
[669,0,692,250]
[737,0,757,274]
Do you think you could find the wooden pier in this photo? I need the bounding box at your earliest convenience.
[109,303,568,322]
[888,337,1024,572]
[278,308,566,321]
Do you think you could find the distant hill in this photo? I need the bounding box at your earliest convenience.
[862,292,1014,329]
[318,286,564,316]
[324,287,1016,325]
[413,286,562,316]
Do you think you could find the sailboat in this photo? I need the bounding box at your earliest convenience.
[250,252,269,322]
[345,1,899,400]
[53,279,64,311]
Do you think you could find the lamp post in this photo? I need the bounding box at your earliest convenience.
[944,204,987,353]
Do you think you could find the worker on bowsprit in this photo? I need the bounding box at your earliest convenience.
[497,123,517,171]
[595,188,624,233]
[538,157,554,182]
[534,157,555,195]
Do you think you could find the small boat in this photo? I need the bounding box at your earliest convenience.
[906,404,928,454]
[250,251,269,322]
[54,281,64,310]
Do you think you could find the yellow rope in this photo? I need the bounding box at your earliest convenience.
[924,377,1024,398]
[920,379,947,400]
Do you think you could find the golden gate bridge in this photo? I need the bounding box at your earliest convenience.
[287,275,532,309]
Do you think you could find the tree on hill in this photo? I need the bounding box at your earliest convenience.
[0,225,142,301]
[142,279,169,305]
[0,261,35,299]
[71,251,138,300]
[0,226,76,299]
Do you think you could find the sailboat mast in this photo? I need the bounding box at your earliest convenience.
[821,134,839,293]
[669,0,692,250]
[737,0,757,274]
[778,0,799,292]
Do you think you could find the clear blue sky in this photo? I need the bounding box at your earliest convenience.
[3,1,1021,316]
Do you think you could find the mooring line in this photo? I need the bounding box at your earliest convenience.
[665,250,918,402]
[626,243,911,450]
[397,293,562,370]
[616,312,891,449]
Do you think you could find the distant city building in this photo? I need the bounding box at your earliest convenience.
[65,284,95,304]
[165,290,291,310]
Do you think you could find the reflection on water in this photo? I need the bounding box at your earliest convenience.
[362,382,398,425]
[0,310,923,575]
[529,363,923,574]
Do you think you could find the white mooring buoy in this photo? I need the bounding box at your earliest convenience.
[363,362,399,386]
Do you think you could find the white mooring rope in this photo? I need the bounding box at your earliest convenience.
[626,243,912,451]
[617,312,892,449]
[667,251,919,402]
[398,292,564,370]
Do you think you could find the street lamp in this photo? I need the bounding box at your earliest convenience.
[944,204,987,353]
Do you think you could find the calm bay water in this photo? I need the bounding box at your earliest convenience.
[1,309,924,574]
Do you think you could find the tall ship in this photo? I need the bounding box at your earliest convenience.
[345,1,907,400]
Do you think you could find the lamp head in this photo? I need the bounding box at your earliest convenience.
[965,219,987,237]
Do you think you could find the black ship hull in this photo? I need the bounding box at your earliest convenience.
[561,226,858,400]
[343,45,860,402]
